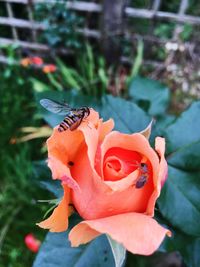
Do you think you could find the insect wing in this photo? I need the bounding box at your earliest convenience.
[40,99,72,115]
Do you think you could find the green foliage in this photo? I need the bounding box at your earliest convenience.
[33,215,115,267]
[154,23,175,39]
[0,43,20,66]
[128,76,170,116]
[0,64,33,145]
[158,166,200,236]
[155,101,200,266]
[31,45,108,97]
[0,64,51,267]
[127,40,144,82]
[161,230,200,267]
[164,102,200,154]
[158,102,200,237]
[180,24,193,41]
[33,160,63,199]
[168,141,200,171]
[99,95,150,133]
[34,1,84,49]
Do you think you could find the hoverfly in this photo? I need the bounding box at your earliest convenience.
[40,99,90,132]
[135,162,149,189]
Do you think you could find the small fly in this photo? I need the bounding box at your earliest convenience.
[135,163,149,189]
[40,99,90,132]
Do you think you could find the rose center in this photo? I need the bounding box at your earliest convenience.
[103,147,143,182]
[106,159,121,172]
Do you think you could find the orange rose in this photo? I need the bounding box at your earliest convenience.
[37,110,171,255]
[42,64,57,74]
[20,57,32,67]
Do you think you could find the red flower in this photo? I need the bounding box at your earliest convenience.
[43,64,57,74]
[24,233,41,253]
[31,57,43,66]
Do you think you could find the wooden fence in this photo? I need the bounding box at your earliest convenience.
[0,0,200,65]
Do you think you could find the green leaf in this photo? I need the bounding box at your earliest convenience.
[165,101,200,154]
[158,166,200,237]
[168,140,200,171]
[56,58,83,90]
[107,235,126,267]
[156,114,176,130]
[33,215,115,267]
[161,229,200,267]
[129,76,170,116]
[158,101,200,240]
[99,95,150,133]
[130,40,144,78]
[33,160,63,198]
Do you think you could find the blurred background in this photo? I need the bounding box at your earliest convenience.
[0,0,199,266]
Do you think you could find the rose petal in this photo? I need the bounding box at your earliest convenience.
[79,111,114,170]
[146,137,167,215]
[37,185,70,232]
[61,175,80,192]
[155,137,168,187]
[69,213,171,255]
[139,119,154,140]
[47,126,84,167]
[98,119,114,142]
[48,156,80,192]
[78,113,100,169]
[105,169,139,191]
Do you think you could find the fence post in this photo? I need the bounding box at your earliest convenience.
[101,0,127,66]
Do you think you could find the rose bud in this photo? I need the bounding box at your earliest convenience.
[24,233,41,253]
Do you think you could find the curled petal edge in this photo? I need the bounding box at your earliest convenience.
[37,185,70,232]
[139,119,154,140]
[155,137,168,187]
[69,212,171,256]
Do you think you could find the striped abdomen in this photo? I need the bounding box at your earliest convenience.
[58,107,90,132]
[58,114,81,132]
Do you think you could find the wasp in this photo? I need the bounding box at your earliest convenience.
[40,99,90,132]
[135,162,149,189]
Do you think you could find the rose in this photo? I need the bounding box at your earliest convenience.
[37,110,171,255]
